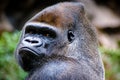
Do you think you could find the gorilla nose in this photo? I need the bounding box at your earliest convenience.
[23,36,42,47]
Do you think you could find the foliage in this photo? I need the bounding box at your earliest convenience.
[100,47,120,80]
[0,32,27,80]
[0,32,120,80]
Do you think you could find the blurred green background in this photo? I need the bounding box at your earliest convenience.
[0,32,27,80]
[0,32,120,80]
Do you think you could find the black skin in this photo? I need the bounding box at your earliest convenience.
[15,2,105,80]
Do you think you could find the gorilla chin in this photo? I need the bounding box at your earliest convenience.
[18,47,47,71]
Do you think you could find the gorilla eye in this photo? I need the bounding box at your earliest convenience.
[44,33,50,37]
[67,30,75,43]
[42,31,55,38]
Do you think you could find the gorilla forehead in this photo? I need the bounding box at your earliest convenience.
[28,2,85,29]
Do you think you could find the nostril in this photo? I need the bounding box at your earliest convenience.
[25,39,39,43]
[25,39,31,43]
[31,40,39,44]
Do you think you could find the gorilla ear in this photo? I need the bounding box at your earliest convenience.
[67,30,75,43]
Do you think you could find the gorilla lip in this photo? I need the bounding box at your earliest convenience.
[19,47,40,56]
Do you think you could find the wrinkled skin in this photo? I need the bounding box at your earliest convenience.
[15,2,105,80]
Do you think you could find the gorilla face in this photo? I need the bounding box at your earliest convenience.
[16,22,75,71]
[15,2,104,80]
[17,23,58,71]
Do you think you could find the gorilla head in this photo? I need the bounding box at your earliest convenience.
[15,2,105,80]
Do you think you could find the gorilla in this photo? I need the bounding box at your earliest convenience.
[15,2,105,80]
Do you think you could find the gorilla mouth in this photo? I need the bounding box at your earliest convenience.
[18,47,45,71]
[19,47,40,56]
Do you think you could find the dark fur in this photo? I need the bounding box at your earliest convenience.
[15,2,104,80]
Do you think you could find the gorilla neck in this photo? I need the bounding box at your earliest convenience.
[27,60,81,80]
[26,59,100,80]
